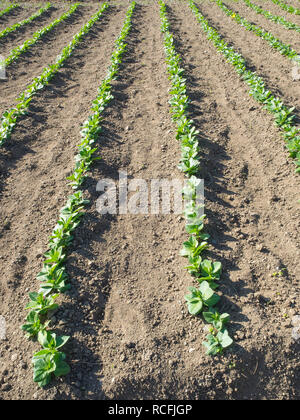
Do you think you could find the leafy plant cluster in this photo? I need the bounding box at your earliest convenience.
[0,3,18,18]
[0,3,51,41]
[21,1,136,388]
[271,0,300,16]
[242,0,300,32]
[214,0,298,61]
[0,3,109,147]
[189,0,300,174]
[3,3,80,68]
[159,0,233,356]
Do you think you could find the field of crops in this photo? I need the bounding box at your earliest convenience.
[0,0,299,401]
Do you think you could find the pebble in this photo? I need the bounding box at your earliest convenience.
[11,354,18,362]
[292,315,300,327]
[292,326,300,342]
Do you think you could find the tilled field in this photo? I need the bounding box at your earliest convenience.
[0,0,299,400]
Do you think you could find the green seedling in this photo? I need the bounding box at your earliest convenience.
[203,308,230,330]
[0,3,51,41]
[21,311,50,338]
[0,3,109,147]
[4,4,79,68]
[185,259,222,288]
[242,0,300,33]
[32,331,70,387]
[180,236,209,259]
[159,0,233,355]
[22,1,137,387]
[203,328,233,355]
[270,0,300,16]
[25,293,59,315]
[185,281,220,315]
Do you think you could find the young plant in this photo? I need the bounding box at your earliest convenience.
[0,3,51,41]
[4,4,80,68]
[214,0,299,62]
[160,0,233,355]
[270,0,300,16]
[203,309,230,330]
[21,311,50,338]
[0,3,109,147]
[203,328,233,355]
[25,292,59,315]
[32,331,70,387]
[0,3,19,18]
[180,236,209,259]
[242,0,300,33]
[185,281,220,315]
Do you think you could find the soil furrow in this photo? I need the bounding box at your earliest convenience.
[0,5,128,400]
[0,4,100,116]
[195,0,300,118]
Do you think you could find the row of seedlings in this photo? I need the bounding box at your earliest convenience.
[3,3,80,68]
[0,3,51,41]
[21,1,137,388]
[242,0,300,32]
[0,3,109,147]
[271,0,300,15]
[214,0,299,62]
[159,0,233,356]
[189,1,300,174]
[0,3,18,19]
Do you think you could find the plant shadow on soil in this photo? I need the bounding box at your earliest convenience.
[40,4,150,399]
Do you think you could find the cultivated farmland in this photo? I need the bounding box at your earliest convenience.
[0,0,299,400]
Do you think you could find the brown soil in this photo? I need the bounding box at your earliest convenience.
[0,1,299,401]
